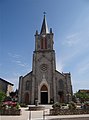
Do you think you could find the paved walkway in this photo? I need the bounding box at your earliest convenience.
[0,105,89,120]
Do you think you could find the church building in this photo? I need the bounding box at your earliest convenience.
[18,15,73,104]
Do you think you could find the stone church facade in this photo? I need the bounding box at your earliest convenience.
[18,15,73,104]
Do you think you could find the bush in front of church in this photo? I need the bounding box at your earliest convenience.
[68,101,77,110]
[52,102,61,109]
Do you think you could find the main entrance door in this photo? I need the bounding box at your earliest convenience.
[40,85,48,104]
[41,92,48,104]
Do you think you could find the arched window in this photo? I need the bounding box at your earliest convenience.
[59,79,64,90]
[41,37,47,49]
[58,79,64,103]
[41,39,43,49]
[44,38,47,49]
[25,81,30,90]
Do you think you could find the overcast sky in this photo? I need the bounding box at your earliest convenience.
[0,0,89,92]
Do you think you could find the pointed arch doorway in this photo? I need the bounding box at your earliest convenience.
[40,85,48,104]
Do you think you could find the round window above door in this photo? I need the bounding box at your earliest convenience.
[40,64,48,71]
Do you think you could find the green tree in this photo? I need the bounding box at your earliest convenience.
[75,91,89,103]
[0,91,6,103]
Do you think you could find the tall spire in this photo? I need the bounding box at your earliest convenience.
[40,12,49,35]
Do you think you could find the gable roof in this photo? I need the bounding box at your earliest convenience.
[23,71,32,78]
[55,70,65,77]
[0,78,14,86]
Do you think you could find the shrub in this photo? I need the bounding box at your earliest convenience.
[52,102,61,109]
[61,103,67,106]
[15,103,20,110]
[1,101,20,110]
[68,101,76,110]
[0,91,6,103]
[20,103,28,107]
[82,102,89,109]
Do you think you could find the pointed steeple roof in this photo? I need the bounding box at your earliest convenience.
[40,14,49,35]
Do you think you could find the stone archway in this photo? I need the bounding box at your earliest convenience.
[24,92,29,104]
[40,85,48,104]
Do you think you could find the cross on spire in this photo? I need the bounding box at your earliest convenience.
[43,12,46,16]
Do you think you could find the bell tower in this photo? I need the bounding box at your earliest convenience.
[35,14,54,51]
[32,14,56,104]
